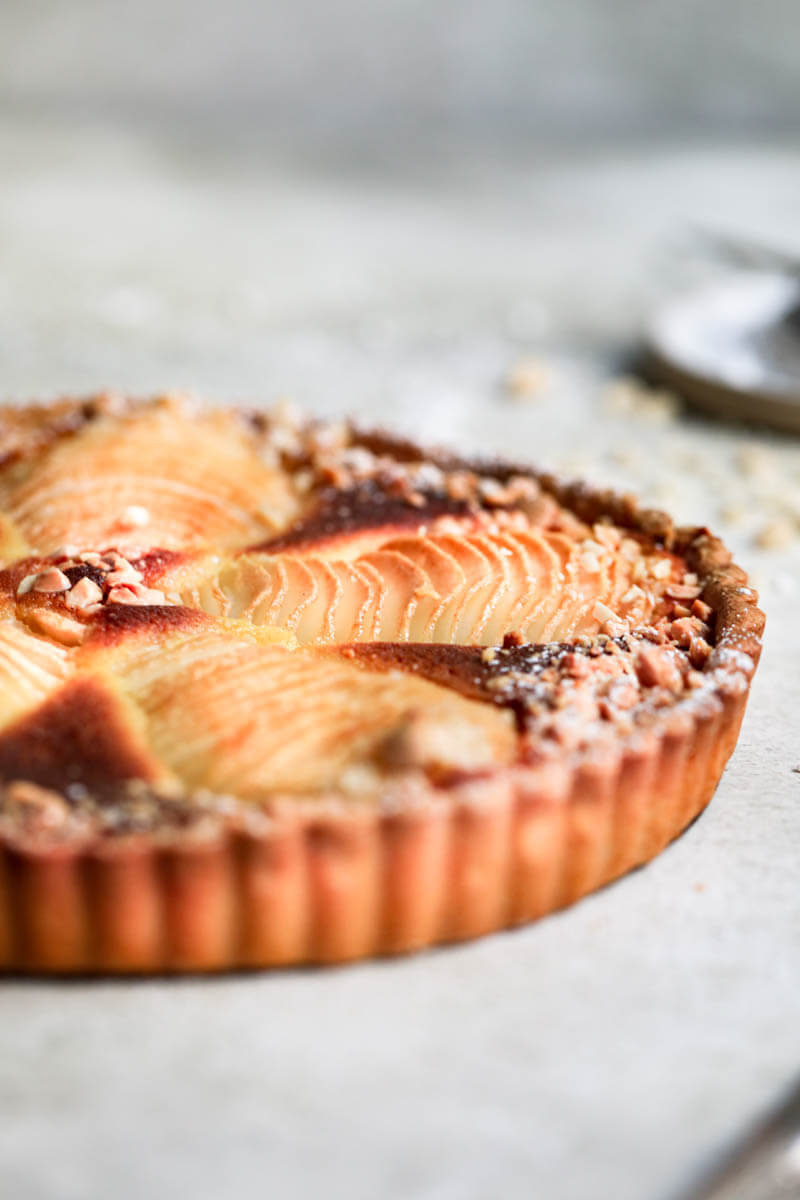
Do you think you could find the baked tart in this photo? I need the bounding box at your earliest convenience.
[0,394,763,972]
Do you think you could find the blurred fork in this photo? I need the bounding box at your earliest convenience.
[669,1076,800,1200]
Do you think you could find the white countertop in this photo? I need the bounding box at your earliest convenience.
[1,120,798,1200]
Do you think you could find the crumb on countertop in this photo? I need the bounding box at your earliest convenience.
[504,357,550,399]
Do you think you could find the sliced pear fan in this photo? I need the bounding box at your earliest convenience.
[0,406,299,554]
[115,628,516,798]
[180,528,652,645]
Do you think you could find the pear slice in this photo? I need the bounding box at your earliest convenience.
[113,626,516,799]
[0,621,70,728]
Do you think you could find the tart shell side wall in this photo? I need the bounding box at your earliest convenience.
[0,687,748,972]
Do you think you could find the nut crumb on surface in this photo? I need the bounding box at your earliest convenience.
[755,518,796,551]
[602,376,681,423]
[719,503,745,526]
[505,358,549,399]
[736,444,773,478]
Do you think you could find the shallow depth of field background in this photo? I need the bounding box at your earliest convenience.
[0,1,799,410]
[1,6,799,1200]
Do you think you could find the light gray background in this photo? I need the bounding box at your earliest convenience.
[2,0,800,149]
[0,5,799,1199]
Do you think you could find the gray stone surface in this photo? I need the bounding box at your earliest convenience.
[0,119,799,1200]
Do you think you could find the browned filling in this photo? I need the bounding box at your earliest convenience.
[253,480,474,554]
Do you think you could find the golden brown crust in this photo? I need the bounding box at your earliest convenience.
[0,396,764,972]
[0,692,746,971]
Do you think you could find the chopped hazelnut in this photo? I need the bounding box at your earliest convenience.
[562,652,591,679]
[650,559,672,581]
[592,523,621,551]
[106,564,144,586]
[107,582,167,606]
[31,567,71,593]
[603,679,640,712]
[691,598,713,622]
[620,585,646,606]
[665,582,702,600]
[65,576,104,610]
[669,617,709,648]
[3,782,71,833]
[689,637,712,669]
[635,644,682,690]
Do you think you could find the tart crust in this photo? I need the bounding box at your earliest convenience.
[0,395,764,972]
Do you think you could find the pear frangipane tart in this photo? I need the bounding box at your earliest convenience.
[0,394,763,972]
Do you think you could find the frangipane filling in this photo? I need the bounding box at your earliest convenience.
[0,395,716,838]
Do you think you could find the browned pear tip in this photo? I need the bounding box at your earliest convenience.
[0,675,165,799]
[253,482,473,554]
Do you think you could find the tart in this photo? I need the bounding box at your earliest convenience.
[0,394,763,972]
